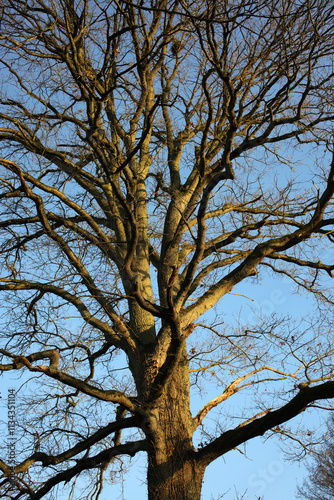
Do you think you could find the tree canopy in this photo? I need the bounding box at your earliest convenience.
[1,0,334,498]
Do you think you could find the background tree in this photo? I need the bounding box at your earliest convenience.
[297,412,334,500]
[1,0,334,499]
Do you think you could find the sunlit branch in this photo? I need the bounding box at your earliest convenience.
[193,366,297,428]
[197,381,334,467]
[182,154,334,325]
[0,349,143,413]
[0,280,132,347]
[267,252,334,277]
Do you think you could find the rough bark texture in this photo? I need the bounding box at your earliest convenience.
[146,360,204,500]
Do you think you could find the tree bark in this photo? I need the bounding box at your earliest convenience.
[147,452,204,500]
[145,354,205,500]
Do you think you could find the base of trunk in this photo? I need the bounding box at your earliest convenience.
[148,454,204,500]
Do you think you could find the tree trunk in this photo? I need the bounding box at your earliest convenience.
[145,355,205,500]
[148,452,204,500]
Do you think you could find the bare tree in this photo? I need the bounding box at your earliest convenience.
[1,0,334,498]
[297,413,334,500]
